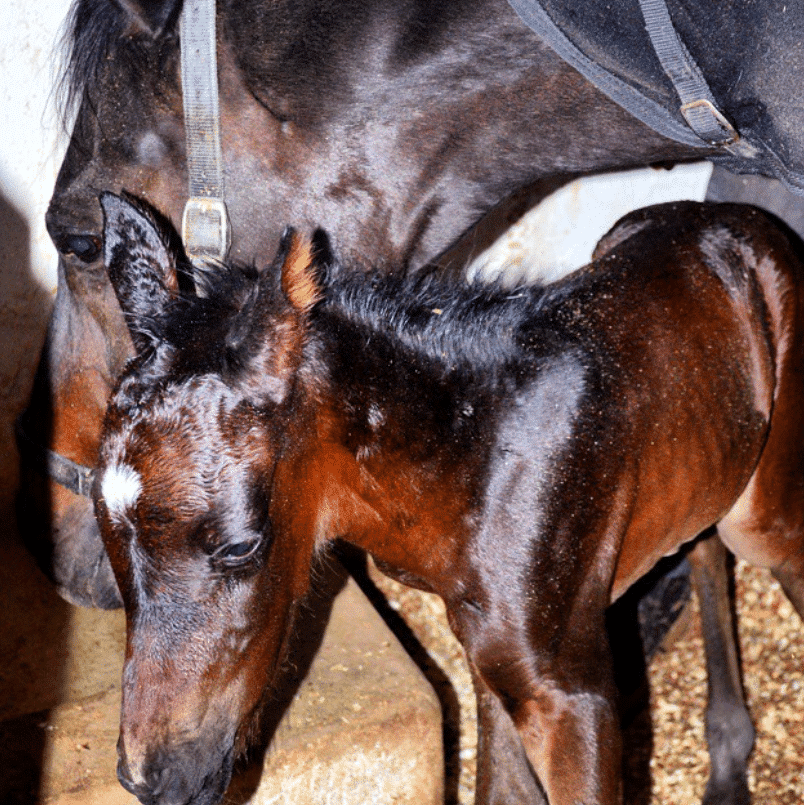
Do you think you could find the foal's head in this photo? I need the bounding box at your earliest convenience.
[94,193,323,804]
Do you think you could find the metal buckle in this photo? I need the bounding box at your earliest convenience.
[680,99,739,147]
[181,196,231,265]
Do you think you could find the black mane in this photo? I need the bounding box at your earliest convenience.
[58,0,177,123]
[319,265,552,377]
[162,251,558,388]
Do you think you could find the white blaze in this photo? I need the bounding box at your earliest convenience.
[101,463,142,520]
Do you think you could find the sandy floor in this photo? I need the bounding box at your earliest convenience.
[369,558,804,804]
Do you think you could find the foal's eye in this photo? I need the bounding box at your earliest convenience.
[211,537,262,569]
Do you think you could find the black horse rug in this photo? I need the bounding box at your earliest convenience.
[509,0,804,193]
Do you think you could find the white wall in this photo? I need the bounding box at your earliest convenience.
[468,162,712,285]
[0,0,70,491]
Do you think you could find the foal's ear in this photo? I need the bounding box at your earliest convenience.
[277,227,325,314]
[112,0,181,37]
[100,192,181,354]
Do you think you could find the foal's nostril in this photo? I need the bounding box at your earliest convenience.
[116,739,151,799]
[116,756,142,796]
[115,738,236,805]
[117,756,166,805]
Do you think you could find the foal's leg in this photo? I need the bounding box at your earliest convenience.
[455,602,622,805]
[470,663,547,805]
[688,535,754,805]
[509,676,622,805]
[771,561,804,618]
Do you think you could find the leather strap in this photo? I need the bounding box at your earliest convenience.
[179,0,231,265]
[15,416,95,499]
[638,0,739,149]
[505,0,708,148]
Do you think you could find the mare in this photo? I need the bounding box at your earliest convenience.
[24,0,726,609]
[94,193,804,805]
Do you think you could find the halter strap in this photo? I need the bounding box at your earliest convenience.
[179,0,231,265]
[15,416,95,499]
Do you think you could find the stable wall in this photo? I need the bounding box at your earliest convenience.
[0,0,70,493]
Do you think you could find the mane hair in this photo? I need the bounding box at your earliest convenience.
[58,0,177,124]
[171,261,265,347]
[319,265,551,376]
[143,259,265,368]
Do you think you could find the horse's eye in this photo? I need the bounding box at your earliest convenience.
[211,537,262,569]
[57,234,102,263]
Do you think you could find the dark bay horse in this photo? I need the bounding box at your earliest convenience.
[23,0,723,608]
[95,193,804,805]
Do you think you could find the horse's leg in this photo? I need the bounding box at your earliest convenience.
[453,599,622,805]
[771,562,804,618]
[469,662,547,805]
[687,534,754,805]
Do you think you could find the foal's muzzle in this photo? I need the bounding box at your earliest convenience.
[117,740,235,805]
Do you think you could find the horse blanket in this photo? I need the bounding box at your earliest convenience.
[508,0,804,193]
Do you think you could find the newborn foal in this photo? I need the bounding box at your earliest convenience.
[95,193,804,805]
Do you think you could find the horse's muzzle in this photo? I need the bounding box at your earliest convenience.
[117,741,235,805]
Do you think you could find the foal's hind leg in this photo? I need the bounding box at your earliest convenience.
[771,562,804,619]
[688,534,754,805]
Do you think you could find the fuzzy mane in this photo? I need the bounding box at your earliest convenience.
[133,259,265,373]
[58,0,177,123]
[319,266,552,376]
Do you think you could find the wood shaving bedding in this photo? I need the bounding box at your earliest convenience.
[369,559,804,804]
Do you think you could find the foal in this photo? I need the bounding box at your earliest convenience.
[95,193,804,805]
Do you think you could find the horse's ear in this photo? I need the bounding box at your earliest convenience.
[112,0,181,37]
[278,228,324,314]
[100,192,180,355]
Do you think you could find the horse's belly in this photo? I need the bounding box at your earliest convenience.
[610,454,762,601]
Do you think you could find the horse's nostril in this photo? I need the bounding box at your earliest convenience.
[58,233,102,263]
[116,756,140,796]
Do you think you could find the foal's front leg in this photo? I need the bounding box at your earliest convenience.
[508,673,622,805]
[470,663,548,804]
[454,597,622,805]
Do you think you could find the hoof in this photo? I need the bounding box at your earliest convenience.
[701,774,751,805]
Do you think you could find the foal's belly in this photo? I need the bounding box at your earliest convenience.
[610,437,767,602]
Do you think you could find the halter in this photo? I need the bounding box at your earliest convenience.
[17,0,230,499]
[179,0,231,266]
[15,414,96,498]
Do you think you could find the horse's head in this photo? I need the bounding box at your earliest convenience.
[94,193,323,804]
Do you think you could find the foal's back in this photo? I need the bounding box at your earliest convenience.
[312,201,804,605]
